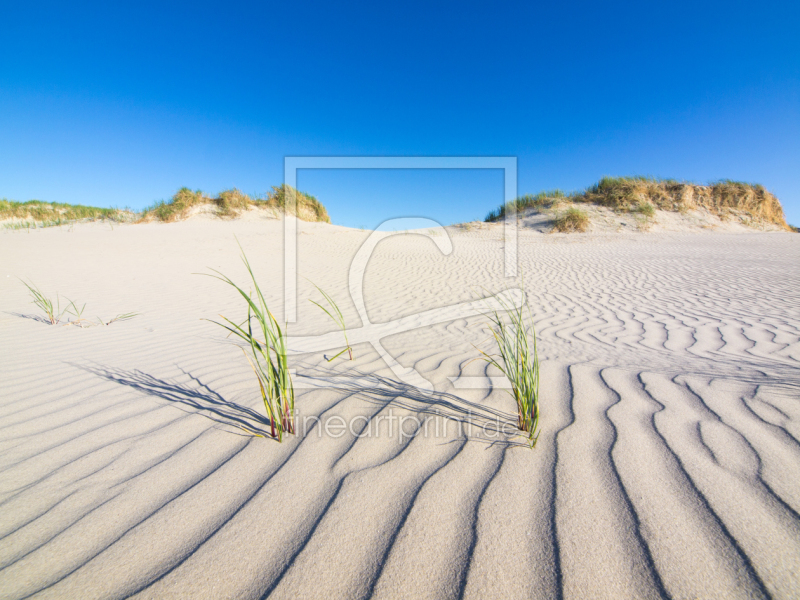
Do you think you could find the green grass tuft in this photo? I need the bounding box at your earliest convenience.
[476,291,540,447]
[634,201,656,218]
[20,280,70,325]
[485,190,566,222]
[204,243,295,440]
[19,279,136,327]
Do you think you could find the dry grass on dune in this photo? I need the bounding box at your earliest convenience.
[552,207,589,233]
[0,199,133,228]
[486,176,792,231]
[2,184,331,228]
[138,185,330,223]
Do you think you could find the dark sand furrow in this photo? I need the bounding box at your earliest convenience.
[0,405,192,496]
[265,424,468,599]
[0,381,144,433]
[554,365,666,599]
[368,441,505,600]
[0,395,178,472]
[130,393,422,600]
[0,449,128,542]
[744,394,800,445]
[2,227,798,598]
[0,427,242,598]
[642,375,800,598]
[603,368,768,600]
[459,361,572,600]
[22,439,277,600]
[683,379,800,514]
[0,490,80,543]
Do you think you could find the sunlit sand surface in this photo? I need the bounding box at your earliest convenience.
[1,217,799,599]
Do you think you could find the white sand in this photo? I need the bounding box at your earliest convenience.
[1,217,799,599]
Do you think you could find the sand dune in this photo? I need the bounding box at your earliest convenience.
[1,217,799,599]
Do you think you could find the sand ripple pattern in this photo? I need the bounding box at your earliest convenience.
[1,222,799,599]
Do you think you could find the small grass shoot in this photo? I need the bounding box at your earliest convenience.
[309,282,353,361]
[19,279,137,327]
[20,280,70,324]
[98,312,140,326]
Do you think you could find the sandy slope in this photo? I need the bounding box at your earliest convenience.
[1,217,799,599]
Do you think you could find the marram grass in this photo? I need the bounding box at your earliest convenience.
[20,280,71,325]
[552,207,589,233]
[20,279,137,327]
[205,245,295,440]
[477,293,540,447]
[139,185,330,223]
[1,199,131,224]
[309,282,353,361]
[485,176,790,230]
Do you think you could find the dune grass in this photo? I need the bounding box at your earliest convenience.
[1,199,132,226]
[309,283,353,361]
[552,207,589,233]
[19,279,136,327]
[634,201,656,218]
[261,184,330,223]
[4,219,68,230]
[2,185,332,227]
[485,176,790,230]
[139,185,330,223]
[97,313,139,326]
[485,190,566,222]
[20,280,73,325]
[476,292,540,447]
[204,246,295,440]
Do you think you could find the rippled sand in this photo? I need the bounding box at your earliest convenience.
[1,218,799,599]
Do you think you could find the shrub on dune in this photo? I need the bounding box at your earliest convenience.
[261,184,331,223]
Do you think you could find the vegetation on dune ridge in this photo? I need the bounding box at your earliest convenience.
[138,185,330,223]
[1,184,331,227]
[0,199,133,227]
[485,176,791,230]
[552,207,589,233]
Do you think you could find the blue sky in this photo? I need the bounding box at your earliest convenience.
[1,1,798,227]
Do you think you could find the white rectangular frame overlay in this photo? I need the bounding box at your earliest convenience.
[283,156,517,322]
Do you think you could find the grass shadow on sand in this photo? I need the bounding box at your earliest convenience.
[81,364,274,438]
[293,363,529,448]
[5,311,53,325]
